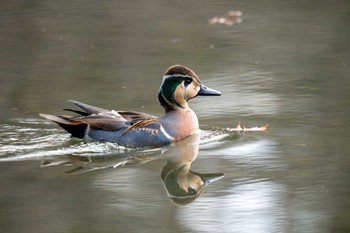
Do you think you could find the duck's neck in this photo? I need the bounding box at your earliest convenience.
[159,108,199,142]
[158,90,189,112]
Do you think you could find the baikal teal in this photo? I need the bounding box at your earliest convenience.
[40,65,221,148]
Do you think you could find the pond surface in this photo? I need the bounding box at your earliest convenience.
[1,1,350,233]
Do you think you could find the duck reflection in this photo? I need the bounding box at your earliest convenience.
[160,134,224,205]
[41,134,223,205]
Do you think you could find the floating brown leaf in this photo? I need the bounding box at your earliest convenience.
[209,10,243,26]
[226,121,269,132]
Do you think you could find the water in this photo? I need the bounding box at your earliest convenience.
[1,0,350,232]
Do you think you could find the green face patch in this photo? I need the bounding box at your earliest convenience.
[160,76,188,104]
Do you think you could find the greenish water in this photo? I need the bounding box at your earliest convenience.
[1,1,350,233]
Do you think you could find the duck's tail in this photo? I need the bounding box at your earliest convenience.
[39,113,87,138]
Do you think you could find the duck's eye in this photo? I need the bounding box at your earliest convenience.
[184,78,192,85]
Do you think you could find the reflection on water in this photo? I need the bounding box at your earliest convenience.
[160,135,224,205]
[179,181,286,233]
[52,135,223,206]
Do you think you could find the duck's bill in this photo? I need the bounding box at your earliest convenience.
[190,171,224,184]
[197,84,221,96]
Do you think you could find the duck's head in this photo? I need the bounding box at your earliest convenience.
[158,65,221,111]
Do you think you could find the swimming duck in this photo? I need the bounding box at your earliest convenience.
[39,65,221,148]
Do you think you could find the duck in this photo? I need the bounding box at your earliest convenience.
[39,65,221,148]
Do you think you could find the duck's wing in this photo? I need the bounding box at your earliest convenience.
[66,100,160,127]
[39,100,128,137]
[118,111,157,122]
[67,100,111,115]
[66,100,157,122]
[117,111,161,135]
[40,100,160,137]
[64,100,129,130]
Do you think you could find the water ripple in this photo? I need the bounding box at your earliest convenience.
[0,121,132,162]
[0,121,228,162]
